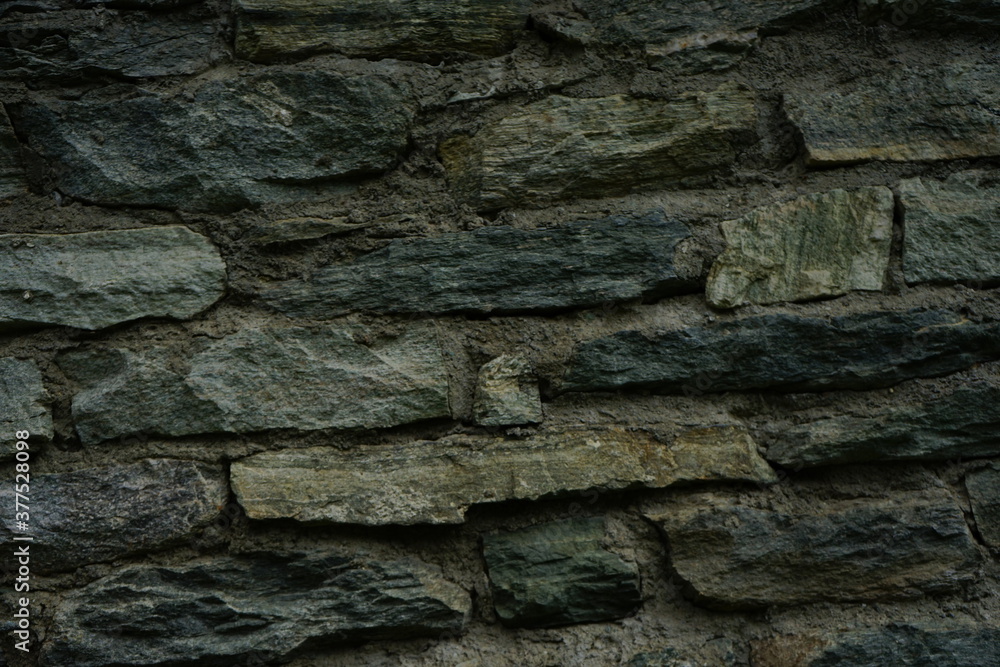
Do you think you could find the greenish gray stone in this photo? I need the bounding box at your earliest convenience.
[707,187,894,308]
[246,216,363,246]
[768,383,1000,468]
[901,171,1000,285]
[235,0,531,62]
[0,105,24,198]
[647,488,979,609]
[42,551,470,667]
[231,426,777,525]
[0,358,51,460]
[473,354,542,426]
[14,69,413,212]
[483,517,641,628]
[60,326,450,445]
[441,84,755,211]
[0,459,226,572]
[860,0,1000,28]
[0,227,226,331]
[262,211,693,317]
[785,62,1000,165]
[562,309,1000,395]
[629,640,738,667]
[967,464,1000,549]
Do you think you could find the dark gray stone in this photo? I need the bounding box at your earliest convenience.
[967,464,1000,549]
[860,0,1000,29]
[0,105,24,198]
[629,640,739,667]
[0,358,51,460]
[562,309,1000,395]
[42,551,471,666]
[483,517,641,627]
[768,383,1000,467]
[13,69,413,212]
[0,227,226,331]
[262,211,693,317]
[60,325,450,445]
[647,488,979,609]
[0,459,226,572]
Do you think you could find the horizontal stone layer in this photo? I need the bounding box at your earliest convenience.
[261,211,693,317]
[0,358,51,460]
[231,426,777,525]
[0,105,24,198]
[0,227,226,331]
[60,325,450,445]
[562,309,1000,394]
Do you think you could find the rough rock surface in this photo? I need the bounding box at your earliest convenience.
[246,216,363,246]
[859,0,1000,28]
[0,105,24,198]
[647,488,979,609]
[0,459,226,572]
[767,382,1000,467]
[473,354,543,426]
[262,211,693,317]
[628,640,739,667]
[785,63,1000,165]
[562,309,1000,394]
[231,426,777,525]
[42,551,471,667]
[901,171,1000,285]
[235,0,531,62]
[441,84,755,210]
[706,187,893,308]
[0,227,226,331]
[60,326,450,445]
[966,464,1000,549]
[13,69,413,211]
[483,517,641,627]
[0,357,51,460]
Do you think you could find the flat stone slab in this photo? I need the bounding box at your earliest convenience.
[707,187,893,308]
[0,227,226,331]
[42,551,470,667]
[231,426,777,525]
[785,62,1000,165]
[647,487,979,609]
[901,171,1000,285]
[562,309,1000,394]
[441,84,755,210]
[0,459,226,572]
[767,382,1000,467]
[0,358,52,460]
[483,517,641,627]
[261,211,693,317]
[966,464,1000,549]
[60,325,450,445]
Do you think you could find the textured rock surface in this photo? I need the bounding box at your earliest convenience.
[629,640,739,667]
[901,172,1000,285]
[473,354,542,426]
[707,187,893,308]
[246,216,362,246]
[42,552,471,667]
[231,426,777,525]
[235,0,531,62]
[859,0,1000,28]
[60,326,450,445]
[785,63,1000,165]
[483,517,641,627]
[441,84,755,210]
[0,459,226,572]
[563,309,1000,394]
[13,69,413,211]
[967,465,1000,548]
[0,105,24,198]
[0,358,51,460]
[0,227,226,331]
[768,382,1000,467]
[262,211,693,316]
[648,488,979,609]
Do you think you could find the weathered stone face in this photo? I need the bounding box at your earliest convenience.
[859,0,1000,28]
[473,354,543,426]
[235,0,531,63]
[0,227,225,331]
[901,171,1000,285]
[0,358,51,460]
[441,84,756,210]
[785,63,1000,165]
[483,517,641,627]
[13,69,413,211]
[707,187,894,308]
[767,382,1000,468]
[42,551,471,667]
[647,488,980,609]
[0,105,25,199]
[261,211,693,317]
[60,326,450,445]
[966,465,1000,549]
[562,309,1000,394]
[231,426,777,525]
[246,216,361,246]
[0,459,226,572]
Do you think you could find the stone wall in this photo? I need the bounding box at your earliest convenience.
[1,1,999,665]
